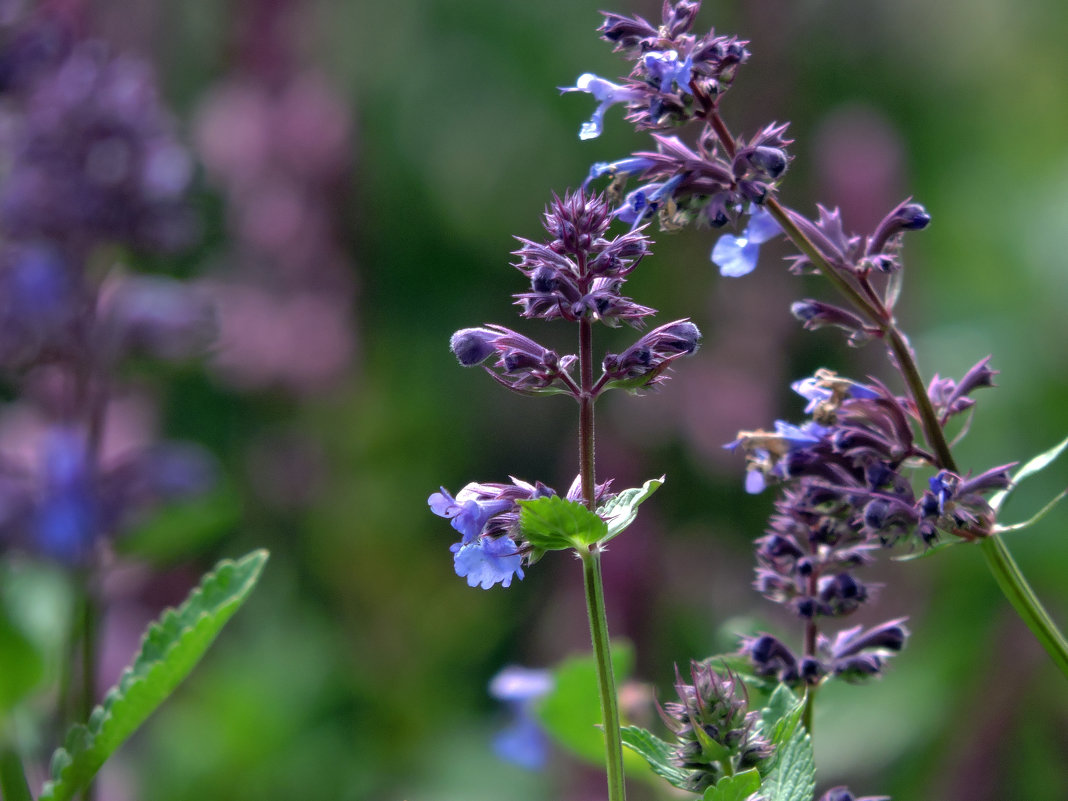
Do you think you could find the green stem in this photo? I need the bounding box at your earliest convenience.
[979,535,1068,676]
[580,547,626,801]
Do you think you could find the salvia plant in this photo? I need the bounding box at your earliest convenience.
[0,11,265,801]
[429,2,1068,800]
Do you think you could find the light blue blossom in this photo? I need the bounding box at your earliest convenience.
[791,374,880,413]
[489,666,554,770]
[710,207,781,277]
[429,485,514,545]
[559,74,644,140]
[615,175,684,227]
[582,156,656,190]
[451,535,525,589]
[642,50,693,93]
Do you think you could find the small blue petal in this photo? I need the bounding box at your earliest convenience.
[745,207,781,244]
[489,666,553,701]
[493,713,548,770]
[745,469,767,494]
[453,536,525,589]
[711,234,760,277]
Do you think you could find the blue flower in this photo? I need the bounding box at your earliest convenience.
[710,207,781,277]
[642,50,693,93]
[429,485,514,545]
[451,535,525,589]
[489,666,554,770]
[615,175,684,227]
[582,156,656,190]
[35,428,98,563]
[559,74,644,140]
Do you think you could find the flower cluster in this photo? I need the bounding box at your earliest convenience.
[658,660,775,793]
[562,0,750,140]
[727,368,1012,685]
[560,1,794,267]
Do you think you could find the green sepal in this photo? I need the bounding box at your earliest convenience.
[701,768,761,801]
[620,726,691,790]
[39,549,268,801]
[989,433,1068,514]
[596,477,664,544]
[518,495,607,551]
[536,642,633,764]
[756,685,815,801]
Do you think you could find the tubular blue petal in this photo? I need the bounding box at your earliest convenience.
[711,235,760,277]
[453,536,525,589]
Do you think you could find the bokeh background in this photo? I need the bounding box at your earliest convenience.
[3,0,1068,799]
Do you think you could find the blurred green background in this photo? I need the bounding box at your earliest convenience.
[9,0,1068,799]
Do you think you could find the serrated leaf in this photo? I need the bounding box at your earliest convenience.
[702,768,761,801]
[536,642,633,763]
[519,495,607,550]
[760,684,803,747]
[39,549,268,801]
[760,717,815,801]
[620,726,691,790]
[990,433,1068,513]
[597,477,664,543]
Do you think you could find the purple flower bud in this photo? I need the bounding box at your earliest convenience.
[604,318,701,390]
[449,327,498,366]
[866,199,931,255]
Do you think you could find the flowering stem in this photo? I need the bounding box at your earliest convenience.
[580,546,627,801]
[761,194,1068,680]
[579,317,597,508]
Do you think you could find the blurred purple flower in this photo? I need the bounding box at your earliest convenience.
[489,666,554,770]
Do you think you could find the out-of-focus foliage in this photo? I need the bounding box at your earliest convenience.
[4,0,1067,800]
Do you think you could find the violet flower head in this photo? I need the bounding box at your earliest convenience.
[711,206,781,277]
[658,660,775,793]
[512,191,654,329]
[1,41,195,251]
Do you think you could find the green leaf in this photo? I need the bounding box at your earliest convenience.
[0,604,44,714]
[1,745,34,801]
[536,642,633,764]
[760,710,815,801]
[39,549,269,801]
[990,433,1068,513]
[994,488,1068,535]
[597,477,664,543]
[620,726,691,790]
[519,495,607,551]
[760,684,803,747]
[701,769,761,801]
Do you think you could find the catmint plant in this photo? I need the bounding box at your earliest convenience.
[0,12,265,801]
[429,189,700,798]
[431,1,1068,800]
